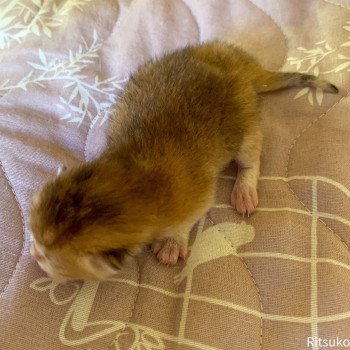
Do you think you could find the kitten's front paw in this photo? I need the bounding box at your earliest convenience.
[231,183,258,216]
[151,238,188,265]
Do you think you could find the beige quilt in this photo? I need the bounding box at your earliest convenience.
[1,1,350,349]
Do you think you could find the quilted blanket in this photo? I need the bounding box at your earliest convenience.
[1,1,350,349]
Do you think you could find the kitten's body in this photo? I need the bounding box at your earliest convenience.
[30,42,338,280]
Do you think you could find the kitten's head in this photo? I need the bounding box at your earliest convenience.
[29,161,163,281]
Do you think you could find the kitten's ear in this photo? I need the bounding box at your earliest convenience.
[84,254,119,279]
[102,245,142,270]
[103,248,129,270]
[86,246,143,280]
[57,165,67,176]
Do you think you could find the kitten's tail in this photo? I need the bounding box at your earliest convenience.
[255,71,339,94]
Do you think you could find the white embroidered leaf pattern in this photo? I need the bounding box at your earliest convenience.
[0,31,126,124]
[0,15,16,29]
[316,88,323,106]
[27,62,46,70]
[308,91,314,106]
[38,48,47,65]
[289,23,350,106]
[31,23,40,36]
[43,26,51,37]
[31,0,42,6]
[294,87,309,100]
[324,0,350,9]
[0,0,92,48]
[334,61,350,72]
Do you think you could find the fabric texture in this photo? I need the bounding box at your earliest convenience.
[1,1,350,349]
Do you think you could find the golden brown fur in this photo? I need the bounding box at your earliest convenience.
[29,41,338,280]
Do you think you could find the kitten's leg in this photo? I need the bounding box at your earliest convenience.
[151,179,215,265]
[151,230,189,265]
[231,128,262,216]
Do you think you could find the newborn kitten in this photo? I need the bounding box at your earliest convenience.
[29,41,338,281]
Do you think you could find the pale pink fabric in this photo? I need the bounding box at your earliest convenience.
[1,1,350,349]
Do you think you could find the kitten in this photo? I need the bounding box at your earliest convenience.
[29,41,338,281]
